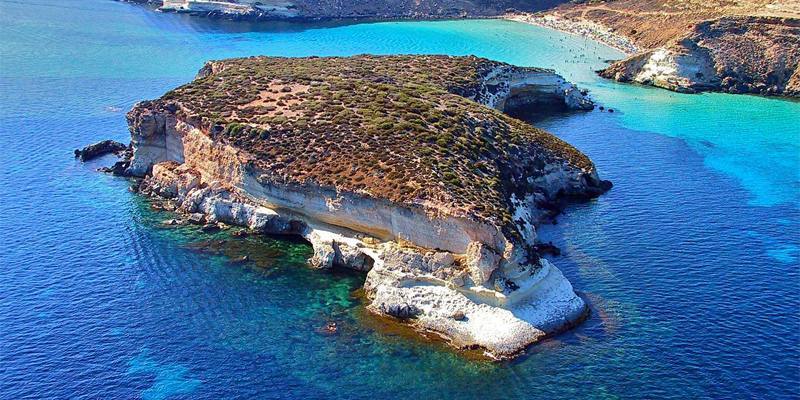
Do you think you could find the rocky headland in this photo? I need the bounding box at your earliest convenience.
[113,55,610,359]
[514,0,800,97]
[598,16,800,96]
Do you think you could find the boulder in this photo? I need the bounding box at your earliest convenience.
[74,140,127,161]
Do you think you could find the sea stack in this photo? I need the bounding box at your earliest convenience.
[122,55,610,359]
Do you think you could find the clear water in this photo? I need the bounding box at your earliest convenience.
[1,1,798,398]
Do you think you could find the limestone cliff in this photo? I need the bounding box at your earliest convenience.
[123,55,609,359]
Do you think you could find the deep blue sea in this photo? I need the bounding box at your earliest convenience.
[1,1,799,399]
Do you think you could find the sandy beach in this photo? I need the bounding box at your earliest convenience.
[505,13,639,55]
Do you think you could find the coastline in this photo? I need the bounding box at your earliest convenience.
[123,0,527,25]
[124,1,637,58]
[503,13,639,56]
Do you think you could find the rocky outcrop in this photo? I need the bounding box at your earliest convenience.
[787,67,800,96]
[74,140,128,161]
[121,55,609,359]
[598,39,720,94]
[473,64,595,112]
[599,17,800,96]
[530,0,800,97]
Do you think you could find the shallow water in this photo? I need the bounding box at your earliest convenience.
[1,1,798,399]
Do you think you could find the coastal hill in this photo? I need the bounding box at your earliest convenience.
[530,0,800,96]
[123,55,609,359]
[133,0,565,20]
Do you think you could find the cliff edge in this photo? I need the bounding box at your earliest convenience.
[123,55,609,359]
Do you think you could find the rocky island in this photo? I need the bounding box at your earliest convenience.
[118,55,609,359]
[515,0,800,96]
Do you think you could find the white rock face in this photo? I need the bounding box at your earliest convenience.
[368,257,586,356]
[123,66,603,360]
[624,46,719,93]
[475,65,594,111]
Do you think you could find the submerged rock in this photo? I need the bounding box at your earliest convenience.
[321,321,338,334]
[118,55,610,360]
[534,242,561,257]
[98,159,131,175]
[230,255,249,264]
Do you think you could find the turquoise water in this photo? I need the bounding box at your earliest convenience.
[1,1,798,398]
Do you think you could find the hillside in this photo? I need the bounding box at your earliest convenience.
[538,0,800,96]
[133,0,566,20]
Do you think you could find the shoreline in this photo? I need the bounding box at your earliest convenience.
[503,13,639,56]
[122,0,639,57]
[123,1,520,25]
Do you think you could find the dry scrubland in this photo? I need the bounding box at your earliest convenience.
[542,0,800,95]
[156,55,592,236]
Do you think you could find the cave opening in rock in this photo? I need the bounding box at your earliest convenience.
[503,94,571,123]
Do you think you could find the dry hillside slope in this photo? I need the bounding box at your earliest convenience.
[543,0,800,96]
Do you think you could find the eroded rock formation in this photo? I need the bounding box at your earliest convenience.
[74,139,128,161]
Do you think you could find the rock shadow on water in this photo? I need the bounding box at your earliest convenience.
[181,232,315,275]
[127,349,201,400]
